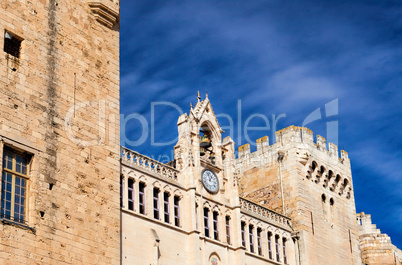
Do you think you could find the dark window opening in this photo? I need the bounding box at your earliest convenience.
[283,238,288,264]
[249,225,254,253]
[241,222,246,247]
[257,228,262,256]
[163,192,170,223]
[153,188,160,220]
[128,178,134,211]
[204,208,210,238]
[268,232,273,259]
[139,182,145,214]
[225,216,231,245]
[275,235,280,262]
[174,196,180,227]
[4,31,22,58]
[213,211,219,240]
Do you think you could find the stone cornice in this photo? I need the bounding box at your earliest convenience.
[88,1,119,28]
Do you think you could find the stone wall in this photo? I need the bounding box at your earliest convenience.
[0,0,120,264]
[357,212,402,265]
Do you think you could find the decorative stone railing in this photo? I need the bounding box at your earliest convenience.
[239,197,291,227]
[121,147,179,181]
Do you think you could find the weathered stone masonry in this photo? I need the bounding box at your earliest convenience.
[0,0,120,264]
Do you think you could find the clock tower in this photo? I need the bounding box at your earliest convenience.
[173,92,238,201]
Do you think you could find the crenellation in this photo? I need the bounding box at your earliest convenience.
[238,143,250,158]
[316,135,326,151]
[236,126,349,169]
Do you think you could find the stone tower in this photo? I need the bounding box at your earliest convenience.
[0,0,120,264]
[237,126,362,265]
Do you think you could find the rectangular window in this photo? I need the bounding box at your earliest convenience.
[204,208,209,238]
[283,238,288,264]
[249,225,254,253]
[174,196,180,227]
[241,222,246,247]
[163,192,170,223]
[213,211,219,240]
[153,188,160,220]
[128,178,134,211]
[225,216,230,245]
[257,228,262,256]
[1,148,29,223]
[268,232,273,259]
[139,182,145,214]
[275,235,280,262]
[4,31,22,58]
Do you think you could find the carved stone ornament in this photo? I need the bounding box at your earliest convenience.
[88,1,120,28]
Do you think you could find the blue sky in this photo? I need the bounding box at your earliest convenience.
[120,0,402,248]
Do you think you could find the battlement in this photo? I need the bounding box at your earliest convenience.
[237,126,349,164]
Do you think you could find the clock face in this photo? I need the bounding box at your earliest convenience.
[202,170,219,194]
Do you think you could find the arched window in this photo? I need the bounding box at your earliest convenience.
[225,216,231,245]
[241,221,246,247]
[322,194,327,221]
[200,124,215,164]
[204,207,210,238]
[213,211,219,240]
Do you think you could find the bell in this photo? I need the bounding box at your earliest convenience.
[200,134,212,149]
[200,148,205,156]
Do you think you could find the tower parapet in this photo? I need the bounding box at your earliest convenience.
[236,125,350,168]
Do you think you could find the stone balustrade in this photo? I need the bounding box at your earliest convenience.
[121,147,179,181]
[240,197,291,227]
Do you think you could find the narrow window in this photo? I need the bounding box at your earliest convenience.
[204,208,210,237]
[195,203,198,229]
[241,222,246,247]
[1,148,29,223]
[322,194,327,221]
[225,216,231,245]
[174,196,180,227]
[127,178,134,211]
[153,188,160,220]
[283,238,288,264]
[213,211,219,240]
[330,198,335,224]
[257,228,262,256]
[249,225,254,253]
[139,182,145,214]
[163,192,170,223]
[120,176,124,208]
[268,232,273,259]
[4,31,22,58]
[275,235,280,262]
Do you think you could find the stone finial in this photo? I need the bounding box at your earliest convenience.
[197,91,201,102]
[206,90,208,99]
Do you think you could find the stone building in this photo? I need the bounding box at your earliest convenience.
[1,1,401,265]
[0,0,120,264]
[121,96,296,265]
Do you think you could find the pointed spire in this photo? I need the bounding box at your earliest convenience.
[197,91,201,102]
[190,102,193,109]
[206,90,208,99]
